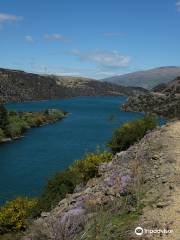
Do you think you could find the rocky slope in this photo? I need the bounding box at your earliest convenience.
[152,77,180,95]
[152,83,167,93]
[23,121,180,240]
[122,93,180,119]
[122,77,180,119]
[103,66,180,89]
[0,68,147,103]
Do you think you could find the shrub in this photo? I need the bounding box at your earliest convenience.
[0,104,8,129]
[0,108,65,140]
[69,151,112,183]
[21,112,37,127]
[0,128,5,142]
[5,115,29,138]
[32,151,112,215]
[107,115,157,154]
[33,170,77,215]
[0,197,37,234]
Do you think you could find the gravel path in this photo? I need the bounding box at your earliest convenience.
[138,121,180,240]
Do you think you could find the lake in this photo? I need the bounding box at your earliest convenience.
[0,96,145,204]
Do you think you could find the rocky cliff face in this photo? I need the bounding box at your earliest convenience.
[0,68,147,103]
[23,121,180,240]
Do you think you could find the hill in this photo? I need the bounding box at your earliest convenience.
[103,66,180,89]
[122,78,180,119]
[122,93,180,119]
[24,121,180,240]
[0,68,147,103]
[152,76,180,94]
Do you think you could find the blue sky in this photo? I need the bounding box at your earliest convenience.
[0,0,180,79]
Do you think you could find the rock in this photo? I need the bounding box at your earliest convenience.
[169,185,174,190]
[86,178,99,188]
[152,154,160,160]
[74,183,85,193]
[161,178,167,184]
[116,151,126,157]
[156,202,169,208]
[105,188,117,196]
[41,212,50,218]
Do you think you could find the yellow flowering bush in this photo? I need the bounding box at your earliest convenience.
[0,197,37,233]
[69,151,113,182]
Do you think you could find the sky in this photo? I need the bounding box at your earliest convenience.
[0,0,180,79]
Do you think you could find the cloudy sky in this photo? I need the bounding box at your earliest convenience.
[0,0,180,78]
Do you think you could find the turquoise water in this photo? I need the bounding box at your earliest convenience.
[0,96,145,204]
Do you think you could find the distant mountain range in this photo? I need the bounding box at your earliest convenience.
[0,68,147,103]
[103,66,180,90]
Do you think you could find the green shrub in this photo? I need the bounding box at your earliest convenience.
[107,115,157,154]
[5,115,29,138]
[0,104,8,129]
[32,170,77,215]
[32,151,112,215]
[0,128,5,142]
[0,197,37,234]
[21,112,37,127]
[0,108,65,140]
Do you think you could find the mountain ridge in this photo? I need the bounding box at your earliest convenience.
[103,66,180,89]
[0,67,147,103]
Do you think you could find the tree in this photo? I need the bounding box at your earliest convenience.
[0,104,8,129]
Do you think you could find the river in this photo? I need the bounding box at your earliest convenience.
[0,96,145,204]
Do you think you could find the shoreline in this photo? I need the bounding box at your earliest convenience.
[4,95,127,105]
[0,110,68,145]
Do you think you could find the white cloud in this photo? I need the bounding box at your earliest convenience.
[176,1,180,11]
[0,13,22,28]
[44,33,69,42]
[25,35,34,43]
[71,49,131,68]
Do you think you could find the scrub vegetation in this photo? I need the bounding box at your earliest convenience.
[107,114,157,154]
[0,115,158,239]
[0,103,66,143]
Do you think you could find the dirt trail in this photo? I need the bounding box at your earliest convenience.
[138,121,180,240]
